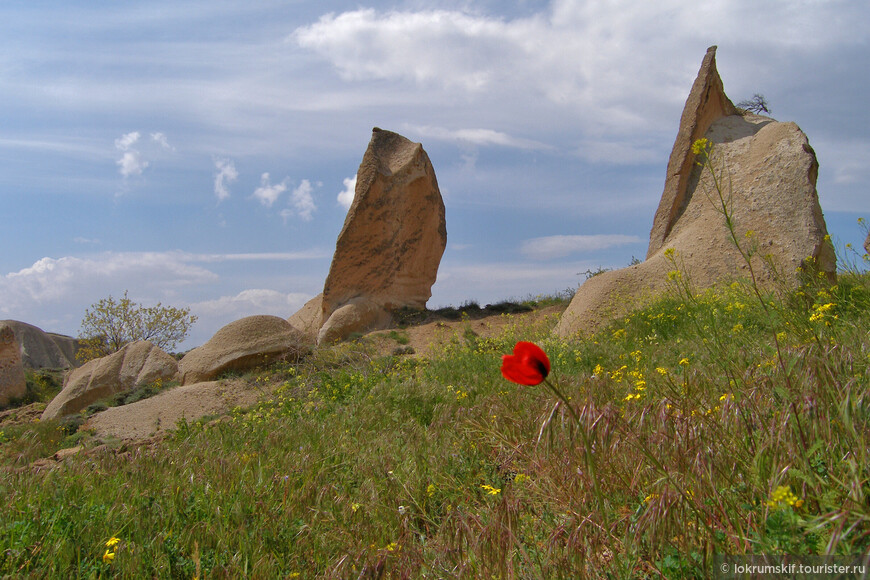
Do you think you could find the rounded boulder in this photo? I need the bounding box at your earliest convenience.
[179,315,310,385]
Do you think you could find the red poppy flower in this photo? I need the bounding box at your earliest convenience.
[501,341,550,386]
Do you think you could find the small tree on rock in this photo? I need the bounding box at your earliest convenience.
[77,291,197,363]
[737,93,771,115]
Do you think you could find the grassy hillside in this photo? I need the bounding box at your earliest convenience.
[2,258,869,577]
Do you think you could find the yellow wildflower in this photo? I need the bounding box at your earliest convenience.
[481,484,501,495]
[105,537,121,548]
[102,550,116,564]
[691,138,710,155]
[767,485,802,510]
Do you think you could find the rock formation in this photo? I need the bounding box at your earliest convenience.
[310,128,447,344]
[555,46,835,338]
[41,341,178,420]
[179,315,309,385]
[0,326,27,406]
[84,379,256,440]
[287,294,323,344]
[0,320,80,369]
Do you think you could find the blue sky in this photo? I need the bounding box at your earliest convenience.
[1,0,868,349]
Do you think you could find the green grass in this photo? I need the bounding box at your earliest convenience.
[1,265,869,577]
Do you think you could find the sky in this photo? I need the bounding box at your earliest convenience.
[1,0,868,350]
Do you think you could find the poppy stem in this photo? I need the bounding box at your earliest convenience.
[543,376,604,507]
[542,377,579,424]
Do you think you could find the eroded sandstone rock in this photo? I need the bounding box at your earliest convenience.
[179,315,309,385]
[316,128,447,343]
[0,326,27,406]
[555,46,835,338]
[0,320,80,369]
[41,341,178,420]
[287,294,323,344]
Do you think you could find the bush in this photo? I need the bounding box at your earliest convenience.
[77,291,197,363]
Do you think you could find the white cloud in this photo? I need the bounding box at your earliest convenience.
[186,250,329,262]
[0,251,326,348]
[408,125,551,150]
[114,131,140,151]
[1,253,217,307]
[151,132,173,150]
[213,158,239,201]
[116,150,149,177]
[252,172,287,207]
[520,234,643,260]
[0,252,218,338]
[293,4,869,139]
[114,130,174,178]
[192,289,310,318]
[337,175,356,210]
[293,9,525,92]
[290,179,317,221]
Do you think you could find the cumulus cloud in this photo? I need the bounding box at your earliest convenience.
[293,4,868,138]
[337,175,356,210]
[252,172,287,207]
[114,130,174,178]
[114,131,148,177]
[116,151,148,177]
[520,234,643,260]
[290,179,317,221]
[0,252,219,337]
[150,132,173,150]
[1,253,217,307]
[114,131,140,151]
[213,158,239,201]
[293,9,522,91]
[0,250,326,348]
